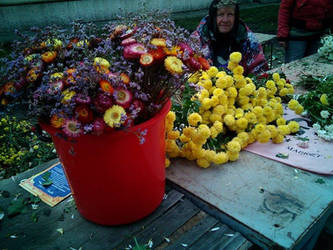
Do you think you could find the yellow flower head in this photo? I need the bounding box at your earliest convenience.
[213,88,223,97]
[227,151,239,161]
[198,124,211,138]
[253,106,263,117]
[255,123,266,133]
[278,125,291,136]
[61,90,76,104]
[236,117,248,129]
[216,71,227,78]
[276,117,286,126]
[196,158,210,168]
[213,120,223,132]
[207,66,219,78]
[201,97,212,110]
[279,88,289,97]
[216,77,228,89]
[227,61,238,71]
[150,38,166,47]
[288,99,299,110]
[288,121,300,133]
[227,87,238,98]
[232,65,244,75]
[188,72,201,83]
[104,105,126,128]
[166,111,176,123]
[272,134,284,144]
[164,56,183,74]
[188,113,202,126]
[257,129,271,143]
[295,105,304,115]
[224,114,235,126]
[320,94,329,105]
[229,52,242,64]
[209,113,222,123]
[266,80,275,89]
[182,126,196,138]
[213,105,226,115]
[267,125,278,138]
[213,152,229,164]
[272,72,280,82]
[167,130,180,140]
[227,140,241,153]
[165,158,170,168]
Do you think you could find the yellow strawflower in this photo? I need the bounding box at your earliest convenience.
[227,140,241,153]
[266,80,275,89]
[236,117,248,130]
[104,105,126,128]
[233,65,244,75]
[164,56,183,74]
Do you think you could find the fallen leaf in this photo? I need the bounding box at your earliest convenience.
[210,227,220,232]
[315,178,325,184]
[224,233,234,237]
[56,228,64,235]
[276,153,289,159]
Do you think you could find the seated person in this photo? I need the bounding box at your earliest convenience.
[191,0,268,75]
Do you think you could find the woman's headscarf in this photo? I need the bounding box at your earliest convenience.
[207,0,240,40]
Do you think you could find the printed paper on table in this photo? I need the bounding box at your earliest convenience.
[245,107,333,175]
[19,162,71,206]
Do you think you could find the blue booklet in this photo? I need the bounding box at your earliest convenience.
[19,162,71,207]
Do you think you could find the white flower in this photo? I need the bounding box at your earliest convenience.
[320,110,330,119]
[325,124,333,133]
[313,123,321,131]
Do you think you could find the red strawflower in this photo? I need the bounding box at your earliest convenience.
[75,105,94,123]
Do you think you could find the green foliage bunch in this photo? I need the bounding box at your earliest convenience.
[0,116,56,179]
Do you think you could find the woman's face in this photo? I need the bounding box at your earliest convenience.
[216,5,236,34]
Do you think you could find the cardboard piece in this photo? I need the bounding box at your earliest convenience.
[19,162,71,206]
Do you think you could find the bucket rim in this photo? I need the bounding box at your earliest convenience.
[40,99,171,137]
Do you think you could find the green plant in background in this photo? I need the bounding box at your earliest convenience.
[297,75,333,141]
[318,34,333,61]
[0,115,56,179]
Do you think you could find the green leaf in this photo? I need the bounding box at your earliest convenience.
[7,198,26,217]
[42,172,53,187]
[276,153,289,159]
[315,178,325,184]
[296,136,309,141]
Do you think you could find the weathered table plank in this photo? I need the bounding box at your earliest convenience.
[0,159,252,250]
[166,151,333,249]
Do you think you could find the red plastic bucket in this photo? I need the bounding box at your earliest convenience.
[40,100,171,225]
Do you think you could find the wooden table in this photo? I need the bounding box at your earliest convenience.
[0,159,253,249]
[167,54,333,249]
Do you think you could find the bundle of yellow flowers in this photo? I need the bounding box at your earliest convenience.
[165,52,303,168]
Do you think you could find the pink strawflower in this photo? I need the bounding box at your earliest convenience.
[62,119,82,137]
[123,43,147,60]
[114,88,133,108]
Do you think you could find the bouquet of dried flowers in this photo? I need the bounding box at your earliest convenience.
[0,12,208,138]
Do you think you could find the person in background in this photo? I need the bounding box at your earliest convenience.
[277,0,333,63]
[191,0,268,76]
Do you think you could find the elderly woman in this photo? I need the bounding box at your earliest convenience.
[191,0,268,75]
